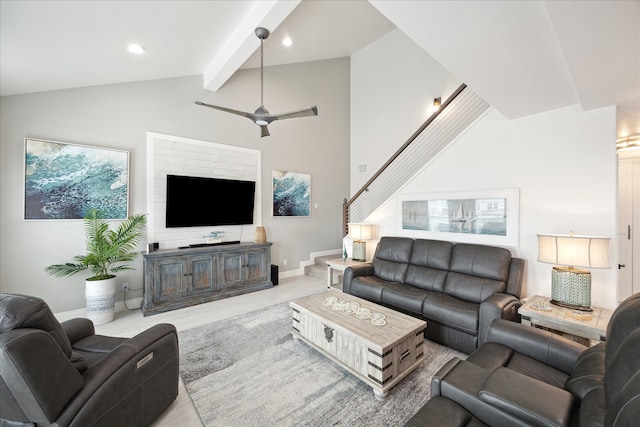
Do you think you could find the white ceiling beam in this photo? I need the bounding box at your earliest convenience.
[203,0,301,92]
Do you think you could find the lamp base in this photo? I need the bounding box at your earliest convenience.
[352,240,366,262]
[550,299,593,312]
[551,266,592,311]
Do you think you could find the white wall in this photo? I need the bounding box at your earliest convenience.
[0,58,350,312]
[368,106,618,308]
[350,28,619,309]
[350,29,461,193]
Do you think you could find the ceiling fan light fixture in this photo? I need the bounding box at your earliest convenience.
[255,119,269,126]
[127,44,145,54]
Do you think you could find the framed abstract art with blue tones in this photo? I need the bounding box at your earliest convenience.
[24,138,129,220]
[272,170,311,217]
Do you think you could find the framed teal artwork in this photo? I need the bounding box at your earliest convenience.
[272,170,311,217]
[24,138,129,220]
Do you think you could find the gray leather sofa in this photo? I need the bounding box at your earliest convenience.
[343,236,525,354]
[0,293,179,426]
[406,292,640,427]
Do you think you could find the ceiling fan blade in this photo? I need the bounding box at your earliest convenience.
[195,101,252,119]
[272,106,318,121]
[194,28,317,137]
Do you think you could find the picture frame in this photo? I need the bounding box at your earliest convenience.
[272,170,311,217]
[398,188,519,246]
[24,138,129,220]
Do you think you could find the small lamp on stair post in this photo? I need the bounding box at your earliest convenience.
[349,223,373,262]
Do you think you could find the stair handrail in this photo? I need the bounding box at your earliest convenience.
[343,83,468,236]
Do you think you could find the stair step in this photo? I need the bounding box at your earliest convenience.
[303,253,343,282]
[313,254,341,266]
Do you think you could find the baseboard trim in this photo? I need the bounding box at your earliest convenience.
[117,297,143,312]
[277,249,341,280]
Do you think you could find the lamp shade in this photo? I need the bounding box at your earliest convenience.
[537,234,610,269]
[348,223,372,241]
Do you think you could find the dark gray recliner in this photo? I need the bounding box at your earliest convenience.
[406,292,640,426]
[0,293,179,426]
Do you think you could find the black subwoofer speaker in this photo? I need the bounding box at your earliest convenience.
[271,264,279,286]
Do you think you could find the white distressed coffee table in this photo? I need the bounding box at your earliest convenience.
[290,290,426,400]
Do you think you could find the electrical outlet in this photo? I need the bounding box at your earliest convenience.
[283,259,287,266]
[122,282,129,291]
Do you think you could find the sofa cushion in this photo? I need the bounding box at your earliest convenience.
[405,264,449,292]
[449,244,512,282]
[445,272,506,304]
[466,342,514,370]
[349,276,388,303]
[605,327,640,410]
[404,238,452,292]
[423,292,479,335]
[371,237,413,283]
[380,282,429,316]
[0,294,73,359]
[564,343,605,400]
[505,352,569,389]
[409,239,452,270]
[579,385,606,427]
[605,295,640,371]
[464,340,570,390]
[479,367,574,427]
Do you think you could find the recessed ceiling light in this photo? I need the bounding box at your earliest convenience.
[282,37,292,47]
[127,44,145,54]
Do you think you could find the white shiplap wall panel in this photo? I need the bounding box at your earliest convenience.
[146,132,261,249]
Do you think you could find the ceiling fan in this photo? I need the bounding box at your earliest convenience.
[195,27,318,137]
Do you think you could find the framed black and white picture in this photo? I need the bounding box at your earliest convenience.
[398,188,519,246]
[24,138,129,220]
[272,170,311,217]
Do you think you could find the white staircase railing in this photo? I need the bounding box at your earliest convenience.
[344,84,490,234]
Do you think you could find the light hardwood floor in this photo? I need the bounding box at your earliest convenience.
[56,275,328,427]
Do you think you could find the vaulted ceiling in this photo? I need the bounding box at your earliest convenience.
[2,0,638,138]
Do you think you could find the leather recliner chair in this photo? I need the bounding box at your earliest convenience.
[406,292,640,426]
[0,293,179,426]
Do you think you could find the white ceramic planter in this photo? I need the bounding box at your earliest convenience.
[85,276,116,325]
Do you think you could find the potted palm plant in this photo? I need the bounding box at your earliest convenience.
[45,209,147,325]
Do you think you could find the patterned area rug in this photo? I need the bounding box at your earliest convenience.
[179,301,465,426]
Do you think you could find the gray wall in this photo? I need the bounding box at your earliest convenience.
[0,58,350,312]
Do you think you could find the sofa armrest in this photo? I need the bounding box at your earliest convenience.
[0,329,84,423]
[486,319,586,374]
[479,367,574,427]
[61,318,95,345]
[506,257,525,297]
[55,323,179,426]
[478,293,522,346]
[342,263,374,294]
[431,357,463,397]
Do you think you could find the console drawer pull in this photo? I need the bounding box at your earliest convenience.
[400,350,411,361]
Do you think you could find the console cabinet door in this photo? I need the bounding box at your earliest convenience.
[220,252,245,289]
[153,257,188,302]
[246,250,268,283]
[189,254,217,294]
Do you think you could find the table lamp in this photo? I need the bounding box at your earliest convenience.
[349,223,372,261]
[537,233,610,311]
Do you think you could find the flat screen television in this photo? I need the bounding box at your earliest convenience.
[165,175,256,227]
